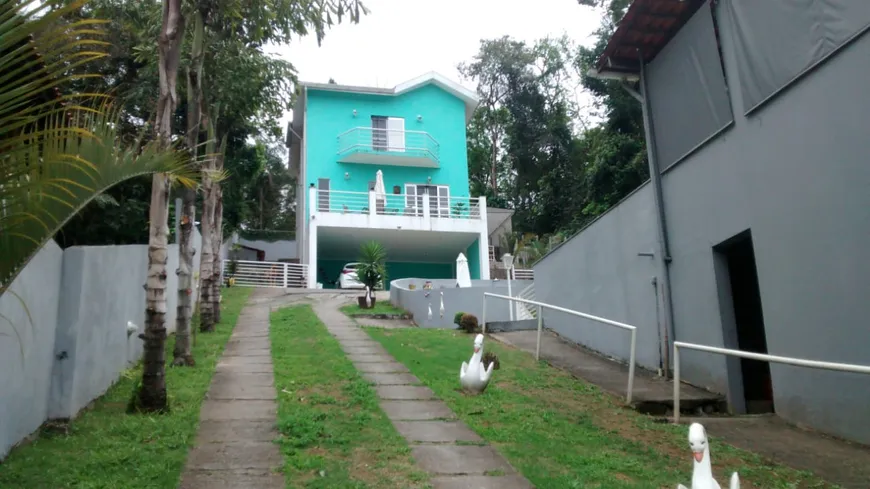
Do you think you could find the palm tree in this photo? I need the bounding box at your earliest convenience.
[1,2,194,306]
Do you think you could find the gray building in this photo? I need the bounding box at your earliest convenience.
[535,0,870,445]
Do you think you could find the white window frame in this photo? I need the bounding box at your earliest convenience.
[404,183,449,217]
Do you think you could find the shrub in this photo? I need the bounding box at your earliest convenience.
[482,351,500,371]
[453,311,465,326]
[459,313,480,334]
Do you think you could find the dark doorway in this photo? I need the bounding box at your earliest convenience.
[715,231,774,414]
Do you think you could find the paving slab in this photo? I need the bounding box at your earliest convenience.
[200,397,277,422]
[430,475,534,489]
[380,400,455,420]
[195,420,277,443]
[354,361,409,373]
[217,355,274,365]
[337,339,382,347]
[231,331,271,338]
[363,372,421,385]
[215,362,274,374]
[211,372,275,387]
[185,441,283,470]
[222,347,272,357]
[208,382,277,401]
[342,346,388,355]
[332,331,370,340]
[376,385,436,400]
[392,421,482,443]
[412,445,515,475]
[346,353,395,363]
[178,469,284,489]
[224,339,271,351]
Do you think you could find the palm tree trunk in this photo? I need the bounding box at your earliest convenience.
[198,158,216,332]
[212,179,224,324]
[135,0,184,413]
[172,9,204,367]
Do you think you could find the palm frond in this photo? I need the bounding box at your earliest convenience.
[0,103,198,295]
[0,1,200,296]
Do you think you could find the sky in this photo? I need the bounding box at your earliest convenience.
[269,0,604,130]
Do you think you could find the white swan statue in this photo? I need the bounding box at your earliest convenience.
[459,334,494,394]
[439,291,445,318]
[677,423,740,489]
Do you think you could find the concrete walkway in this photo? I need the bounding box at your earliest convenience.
[178,290,284,489]
[312,299,534,489]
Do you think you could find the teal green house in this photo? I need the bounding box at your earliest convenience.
[288,72,491,288]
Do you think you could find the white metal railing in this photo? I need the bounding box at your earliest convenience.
[222,260,308,288]
[313,189,483,221]
[482,292,638,404]
[512,268,534,280]
[337,127,440,162]
[516,283,537,320]
[672,342,870,423]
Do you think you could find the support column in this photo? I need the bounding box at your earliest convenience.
[307,223,318,288]
[477,196,490,280]
[307,185,319,289]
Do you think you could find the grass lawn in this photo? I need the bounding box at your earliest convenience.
[339,301,407,317]
[0,287,251,488]
[367,328,837,489]
[270,305,427,488]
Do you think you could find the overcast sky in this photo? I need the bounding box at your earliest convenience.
[269,0,603,129]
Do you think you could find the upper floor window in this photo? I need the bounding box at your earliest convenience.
[371,115,405,152]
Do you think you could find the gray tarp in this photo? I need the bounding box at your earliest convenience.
[724,0,870,113]
[646,0,733,170]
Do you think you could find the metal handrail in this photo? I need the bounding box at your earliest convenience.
[482,292,637,404]
[672,341,870,423]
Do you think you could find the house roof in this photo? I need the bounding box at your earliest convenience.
[486,207,514,236]
[298,72,480,122]
[593,0,706,79]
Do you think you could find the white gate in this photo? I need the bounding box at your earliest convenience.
[222,260,309,288]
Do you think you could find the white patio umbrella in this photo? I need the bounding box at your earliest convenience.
[374,169,386,213]
[456,253,472,288]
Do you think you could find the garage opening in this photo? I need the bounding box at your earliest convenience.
[715,230,775,414]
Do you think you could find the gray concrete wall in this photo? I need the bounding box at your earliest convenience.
[0,227,204,458]
[658,11,870,444]
[534,184,662,371]
[236,238,297,261]
[390,278,533,328]
[533,10,870,445]
[51,245,148,419]
[0,242,63,459]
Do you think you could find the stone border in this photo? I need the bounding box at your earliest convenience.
[348,313,413,320]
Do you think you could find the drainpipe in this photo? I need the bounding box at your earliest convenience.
[632,51,677,378]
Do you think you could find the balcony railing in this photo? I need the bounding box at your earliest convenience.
[312,189,483,221]
[337,127,440,167]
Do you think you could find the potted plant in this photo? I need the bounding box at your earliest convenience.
[355,241,387,309]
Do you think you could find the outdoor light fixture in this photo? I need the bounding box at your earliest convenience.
[352,109,358,117]
[501,253,514,269]
[344,172,350,180]
[427,176,432,184]
[417,114,423,122]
